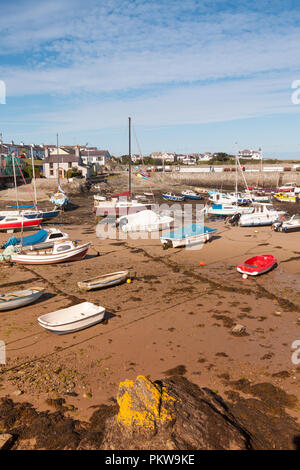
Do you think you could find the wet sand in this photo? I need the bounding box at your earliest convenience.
[0,192,300,425]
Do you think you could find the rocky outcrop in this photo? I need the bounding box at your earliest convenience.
[0,375,299,450]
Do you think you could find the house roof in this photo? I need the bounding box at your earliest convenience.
[43,154,79,163]
[81,150,110,157]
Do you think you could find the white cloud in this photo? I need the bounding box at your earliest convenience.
[1,0,300,153]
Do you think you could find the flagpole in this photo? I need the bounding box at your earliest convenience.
[56,133,59,187]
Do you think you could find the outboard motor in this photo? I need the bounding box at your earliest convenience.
[228,212,241,226]
[272,219,283,232]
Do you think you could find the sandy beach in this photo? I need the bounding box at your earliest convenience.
[0,183,299,438]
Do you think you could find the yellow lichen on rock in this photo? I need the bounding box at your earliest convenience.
[117,375,177,435]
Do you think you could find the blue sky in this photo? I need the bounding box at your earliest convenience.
[1,0,300,158]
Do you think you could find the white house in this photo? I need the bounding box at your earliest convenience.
[43,146,92,179]
[238,149,261,160]
[150,152,175,162]
[80,148,111,170]
[198,152,212,162]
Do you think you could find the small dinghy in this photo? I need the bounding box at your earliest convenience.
[38,302,106,334]
[78,270,129,291]
[237,255,277,276]
[162,193,185,202]
[161,224,217,248]
[0,287,45,311]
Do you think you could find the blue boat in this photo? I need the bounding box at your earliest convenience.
[162,193,185,202]
[160,223,217,248]
[181,190,203,200]
[23,210,60,220]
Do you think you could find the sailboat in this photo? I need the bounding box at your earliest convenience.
[206,150,253,216]
[50,135,70,209]
[2,151,59,222]
[94,117,153,216]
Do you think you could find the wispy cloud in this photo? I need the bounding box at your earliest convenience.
[1,0,300,153]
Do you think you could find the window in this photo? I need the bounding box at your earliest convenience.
[68,162,72,169]
[56,244,72,252]
[50,170,54,176]
[50,163,53,169]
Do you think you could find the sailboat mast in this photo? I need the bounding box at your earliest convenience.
[12,153,19,210]
[56,133,59,187]
[31,145,38,209]
[128,116,132,199]
[235,142,238,197]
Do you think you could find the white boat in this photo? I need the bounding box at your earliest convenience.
[278,182,300,194]
[209,192,251,205]
[3,228,69,249]
[239,203,285,227]
[93,194,107,201]
[10,240,90,265]
[0,287,46,311]
[119,209,173,232]
[160,224,217,248]
[78,270,129,291]
[181,190,203,200]
[94,198,152,216]
[248,194,270,203]
[272,214,300,232]
[206,204,253,216]
[38,302,106,334]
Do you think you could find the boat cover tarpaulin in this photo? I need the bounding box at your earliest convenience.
[161,224,217,240]
[9,204,35,208]
[4,229,48,248]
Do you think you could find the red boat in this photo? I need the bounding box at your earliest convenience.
[236,255,277,276]
[248,186,293,194]
[0,216,43,231]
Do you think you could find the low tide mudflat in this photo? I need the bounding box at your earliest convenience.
[0,193,300,435]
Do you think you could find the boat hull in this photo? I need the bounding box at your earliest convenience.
[0,288,46,311]
[24,210,60,220]
[38,302,106,334]
[10,243,90,265]
[161,224,217,248]
[0,218,43,231]
[237,255,277,276]
[78,270,129,291]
